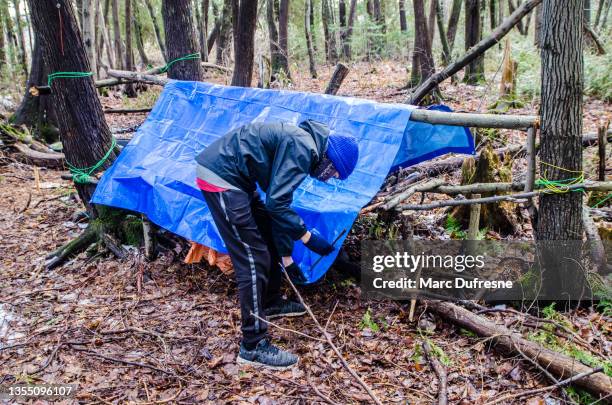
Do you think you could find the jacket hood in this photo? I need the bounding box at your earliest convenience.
[298,119,329,159]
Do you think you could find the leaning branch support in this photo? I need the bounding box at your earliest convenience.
[406,0,542,105]
[427,300,612,399]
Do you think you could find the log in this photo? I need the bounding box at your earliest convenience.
[422,340,448,405]
[598,124,609,181]
[408,109,537,129]
[427,300,612,399]
[406,0,542,105]
[95,65,165,88]
[12,142,65,168]
[380,179,445,210]
[202,61,231,73]
[399,181,612,211]
[106,69,169,86]
[324,63,350,95]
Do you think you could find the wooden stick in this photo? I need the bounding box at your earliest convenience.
[467,193,481,240]
[598,122,609,181]
[422,341,448,405]
[483,367,604,405]
[281,268,384,405]
[106,69,169,86]
[324,63,350,95]
[406,0,542,105]
[381,178,445,210]
[399,181,612,211]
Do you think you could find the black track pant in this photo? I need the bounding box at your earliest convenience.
[202,189,282,347]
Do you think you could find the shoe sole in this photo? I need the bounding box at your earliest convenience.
[266,310,307,320]
[237,355,298,371]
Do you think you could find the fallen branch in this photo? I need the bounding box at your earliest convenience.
[406,0,542,104]
[584,23,606,55]
[483,367,604,405]
[95,66,165,88]
[409,109,537,129]
[399,181,612,211]
[427,300,612,398]
[11,142,65,168]
[282,269,384,405]
[380,178,445,210]
[422,341,448,405]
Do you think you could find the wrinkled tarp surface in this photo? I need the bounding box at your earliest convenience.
[92,81,474,283]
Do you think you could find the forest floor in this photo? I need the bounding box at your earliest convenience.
[1,61,611,404]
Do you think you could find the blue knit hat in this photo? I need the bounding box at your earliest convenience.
[326,134,359,180]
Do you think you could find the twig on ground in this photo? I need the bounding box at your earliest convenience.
[306,374,340,405]
[249,311,325,342]
[482,367,604,405]
[324,300,339,332]
[422,340,448,405]
[281,268,384,405]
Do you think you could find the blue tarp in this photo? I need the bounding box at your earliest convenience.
[92,81,474,283]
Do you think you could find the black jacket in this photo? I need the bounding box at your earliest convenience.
[196,120,329,256]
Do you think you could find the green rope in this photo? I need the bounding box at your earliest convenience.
[159,53,201,73]
[47,71,93,86]
[591,193,612,208]
[66,137,116,184]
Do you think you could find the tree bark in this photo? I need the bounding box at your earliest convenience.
[124,0,136,96]
[399,0,408,32]
[428,0,437,45]
[489,0,497,29]
[407,0,541,104]
[537,0,584,241]
[446,0,463,53]
[161,0,203,81]
[436,0,451,65]
[26,0,116,212]
[111,0,122,69]
[144,0,167,62]
[594,0,605,27]
[324,63,349,95]
[584,0,591,24]
[266,0,282,75]
[230,0,258,87]
[342,0,357,59]
[304,0,317,78]
[534,4,543,46]
[3,0,18,70]
[12,0,28,76]
[464,0,485,84]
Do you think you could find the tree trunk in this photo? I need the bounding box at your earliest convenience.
[436,0,451,65]
[537,0,584,241]
[124,0,136,96]
[410,0,436,90]
[343,0,357,59]
[3,0,18,70]
[144,0,167,62]
[26,0,116,212]
[82,0,97,78]
[215,0,232,66]
[12,38,58,142]
[446,0,463,53]
[200,0,209,61]
[534,4,542,46]
[134,8,149,67]
[464,0,485,84]
[231,0,258,87]
[594,0,605,27]
[304,0,317,78]
[322,0,338,63]
[277,0,291,79]
[266,0,281,75]
[310,0,317,53]
[0,5,5,70]
[99,0,115,68]
[12,0,28,76]
[599,0,611,31]
[111,0,122,68]
[489,0,497,29]
[339,0,347,27]
[428,0,437,45]
[399,0,408,31]
[162,0,203,81]
[585,0,591,24]
[508,0,526,34]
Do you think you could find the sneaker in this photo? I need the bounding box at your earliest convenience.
[237,338,298,370]
[265,298,307,320]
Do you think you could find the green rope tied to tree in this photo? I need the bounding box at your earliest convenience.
[47,71,93,86]
[66,137,116,184]
[159,53,201,74]
[535,161,585,194]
